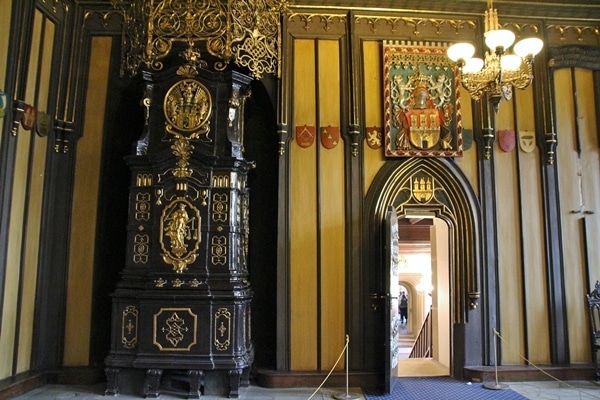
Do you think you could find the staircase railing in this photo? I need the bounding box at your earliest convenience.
[409,306,432,358]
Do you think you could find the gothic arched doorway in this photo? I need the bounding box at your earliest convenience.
[363,157,483,382]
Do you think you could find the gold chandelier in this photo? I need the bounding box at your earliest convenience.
[446,0,543,113]
[111,0,288,79]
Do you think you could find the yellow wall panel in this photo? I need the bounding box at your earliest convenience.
[554,68,588,362]
[0,8,43,379]
[318,39,345,369]
[17,13,55,374]
[578,70,600,283]
[362,40,385,193]
[0,0,12,148]
[516,85,550,364]
[495,101,525,364]
[454,89,479,195]
[63,36,112,365]
[290,38,318,370]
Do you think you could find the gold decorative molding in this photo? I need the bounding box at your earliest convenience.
[121,306,138,349]
[547,24,600,42]
[211,236,228,266]
[355,15,476,37]
[135,192,151,221]
[160,198,201,273]
[133,234,149,264]
[214,308,231,351]
[212,193,229,223]
[105,0,288,78]
[288,13,347,32]
[153,308,198,351]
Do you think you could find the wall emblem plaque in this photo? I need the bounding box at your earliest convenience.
[383,43,462,158]
[164,79,212,138]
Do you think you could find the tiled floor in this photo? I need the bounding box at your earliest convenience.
[10,379,600,400]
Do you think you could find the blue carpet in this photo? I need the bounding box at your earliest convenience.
[364,377,528,399]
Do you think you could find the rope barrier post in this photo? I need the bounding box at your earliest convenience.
[483,328,510,390]
[334,335,361,400]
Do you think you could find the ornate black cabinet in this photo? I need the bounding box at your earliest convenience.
[104,63,254,399]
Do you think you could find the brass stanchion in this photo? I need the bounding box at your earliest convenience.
[483,328,509,390]
[334,335,361,400]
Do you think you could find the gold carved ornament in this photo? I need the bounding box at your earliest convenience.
[110,0,288,79]
[160,199,201,273]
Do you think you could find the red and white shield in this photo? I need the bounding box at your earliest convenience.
[295,125,315,148]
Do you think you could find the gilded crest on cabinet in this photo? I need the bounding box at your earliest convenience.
[164,79,212,139]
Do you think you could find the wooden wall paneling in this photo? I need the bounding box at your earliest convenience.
[317,39,345,370]
[290,38,318,370]
[515,86,551,364]
[0,7,44,379]
[554,67,587,363]
[454,90,479,195]
[569,67,599,361]
[362,40,385,193]
[495,97,526,365]
[16,11,55,374]
[63,36,111,366]
[576,68,600,270]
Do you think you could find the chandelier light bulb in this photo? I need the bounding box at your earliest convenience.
[447,42,475,62]
[500,54,522,70]
[463,57,484,73]
[484,29,515,52]
[514,37,544,58]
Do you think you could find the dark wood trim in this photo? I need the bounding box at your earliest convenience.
[255,369,379,388]
[0,368,103,400]
[540,37,570,365]
[346,10,366,371]
[464,364,597,383]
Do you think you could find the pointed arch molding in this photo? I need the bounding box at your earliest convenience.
[365,157,481,323]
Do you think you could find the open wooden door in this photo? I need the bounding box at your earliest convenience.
[384,206,401,393]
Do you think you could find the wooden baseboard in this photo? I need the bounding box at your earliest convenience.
[255,369,380,388]
[0,368,103,400]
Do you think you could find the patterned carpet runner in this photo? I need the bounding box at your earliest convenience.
[363,377,528,400]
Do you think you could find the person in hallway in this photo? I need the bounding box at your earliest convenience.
[399,291,408,324]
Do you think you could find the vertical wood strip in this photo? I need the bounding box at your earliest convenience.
[290,38,318,370]
[63,36,112,365]
[318,39,345,370]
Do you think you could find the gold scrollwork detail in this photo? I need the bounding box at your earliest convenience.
[212,193,229,222]
[133,234,149,263]
[160,198,201,273]
[214,308,231,351]
[135,192,151,221]
[121,305,138,349]
[153,308,197,351]
[211,236,227,266]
